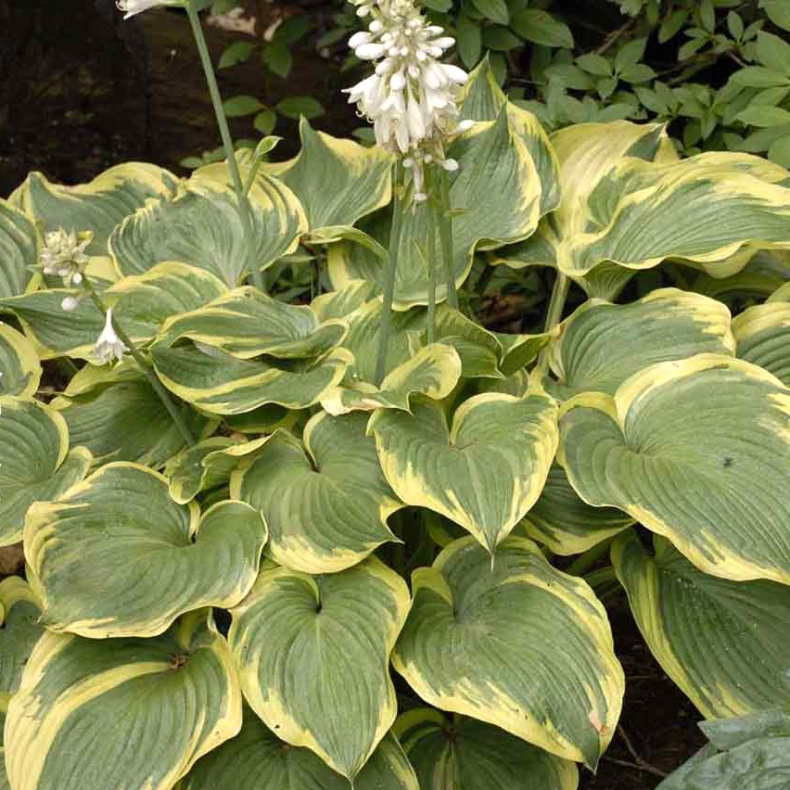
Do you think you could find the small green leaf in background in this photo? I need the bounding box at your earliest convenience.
[483,26,522,52]
[727,11,744,41]
[512,9,574,48]
[761,0,790,31]
[614,38,647,72]
[737,106,790,127]
[456,15,482,68]
[422,0,453,11]
[223,95,265,118]
[755,31,790,74]
[276,96,325,121]
[471,0,509,26]
[659,9,688,43]
[577,53,612,77]
[219,41,256,69]
[254,109,277,135]
[700,0,716,33]
[768,136,790,167]
[262,40,292,78]
[732,66,790,88]
[274,14,310,45]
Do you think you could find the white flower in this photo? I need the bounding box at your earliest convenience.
[94,310,128,364]
[39,228,92,287]
[343,0,469,202]
[61,296,80,312]
[116,0,181,19]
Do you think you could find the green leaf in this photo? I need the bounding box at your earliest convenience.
[157,286,346,360]
[614,38,647,72]
[732,66,790,88]
[224,95,265,117]
[737,105,790,127]
[620,63,657,84]
[111,179,306,286]
[733,297,790,387]
[700,0,716,33]
[727,11,744,40]
[231,412,402,573]
[615,531,790,719]
[11,165,176,255]
[756,31,790,75]
[273,14,310,44]
[262,41,292,77]
[52,366,209,467]
[456,14,483,68]
[5,612,242,790]
[422,0,453,10]
[761,0,790,31]
[768,136,790,167]
[678,37,707,61]
[0,397,91,547]
[395,709,578,789]
[151,343,352,416]
[522,463,633,555]
[471,0,509,25]
[182,714,418,790]
[392,536,625,769]
[482,25,523,51]
[25,464,267,638]
[276,96,325,120]
[0,199,36,299]
[576,53,612,77]
[264,118,392,234]
[229,558,411,779]
[369,391,558,553]
[511,9,574,48]
[219,41,256,69]
[560,355,790,584]
[254,109,277,135]
[659,9,688,43]
[546,288,736,399]
[0,324,40,398]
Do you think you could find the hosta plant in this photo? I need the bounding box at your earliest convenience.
[1,0,790,788]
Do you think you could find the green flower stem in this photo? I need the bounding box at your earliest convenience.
[426,171,437,344]
[536,271,569,374]
[83,280,197,448]
[438,169,459,310]
[186,1,264,292]
[566,537,613,577]
[375,161,405,386]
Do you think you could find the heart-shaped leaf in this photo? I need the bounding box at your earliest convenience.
[0,396,91,547]
[229,558,411,779]
[548,288,736,398]
[392,536,624,768]
[369,392,558,552]
[0,324,40,398]
[560,354,790,583]
[5,612,241,790]
[395,709,579,790]
[231,412,402,573]
[25,463,267,638]
[614,531,790,718]
[181,713,418,790]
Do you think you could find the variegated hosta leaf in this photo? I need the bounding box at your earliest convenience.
[329,109,544,308]
[181,713,418,790]
[264,118,392,234]
[733,296,790,387]
[691,250,790,308]
[151,342,352,415]
[522,464,633,556]
[165,436,269,504]
[493,329,553,376]
[614,531,790,719]
[0,396,91,547]
[395,708,578,790]
[111,179,306,286]
[228,558,411,780]
[392,536,625,768]
[231,412,401,573]
[369,392,558,553]
[547,288,735,399]
[0,261,227,361]
[5,611,241,790]
[0,578,45,741]
[158,286,346,360]
[458,58,562,216]
[10,164,177,254]
[224,404,302,435]
[0,199,36,299]
[311,279,382,321]
[560,354,790,583]
[25,463,267,638]
[0,323,40,397]
[51,367,209,467]
[561,151,790,278]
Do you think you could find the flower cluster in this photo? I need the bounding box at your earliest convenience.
[38,228,127,364]
[39,228,92,289]
[116,0,181,19]
[344,0,471,201]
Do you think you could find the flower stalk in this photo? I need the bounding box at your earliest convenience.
[184,1,264,291]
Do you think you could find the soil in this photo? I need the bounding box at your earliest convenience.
[1,3,708,786]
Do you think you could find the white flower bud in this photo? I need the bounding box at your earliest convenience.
[356,43,387,60]
[349,31,372,48]
[61,296,80,312]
